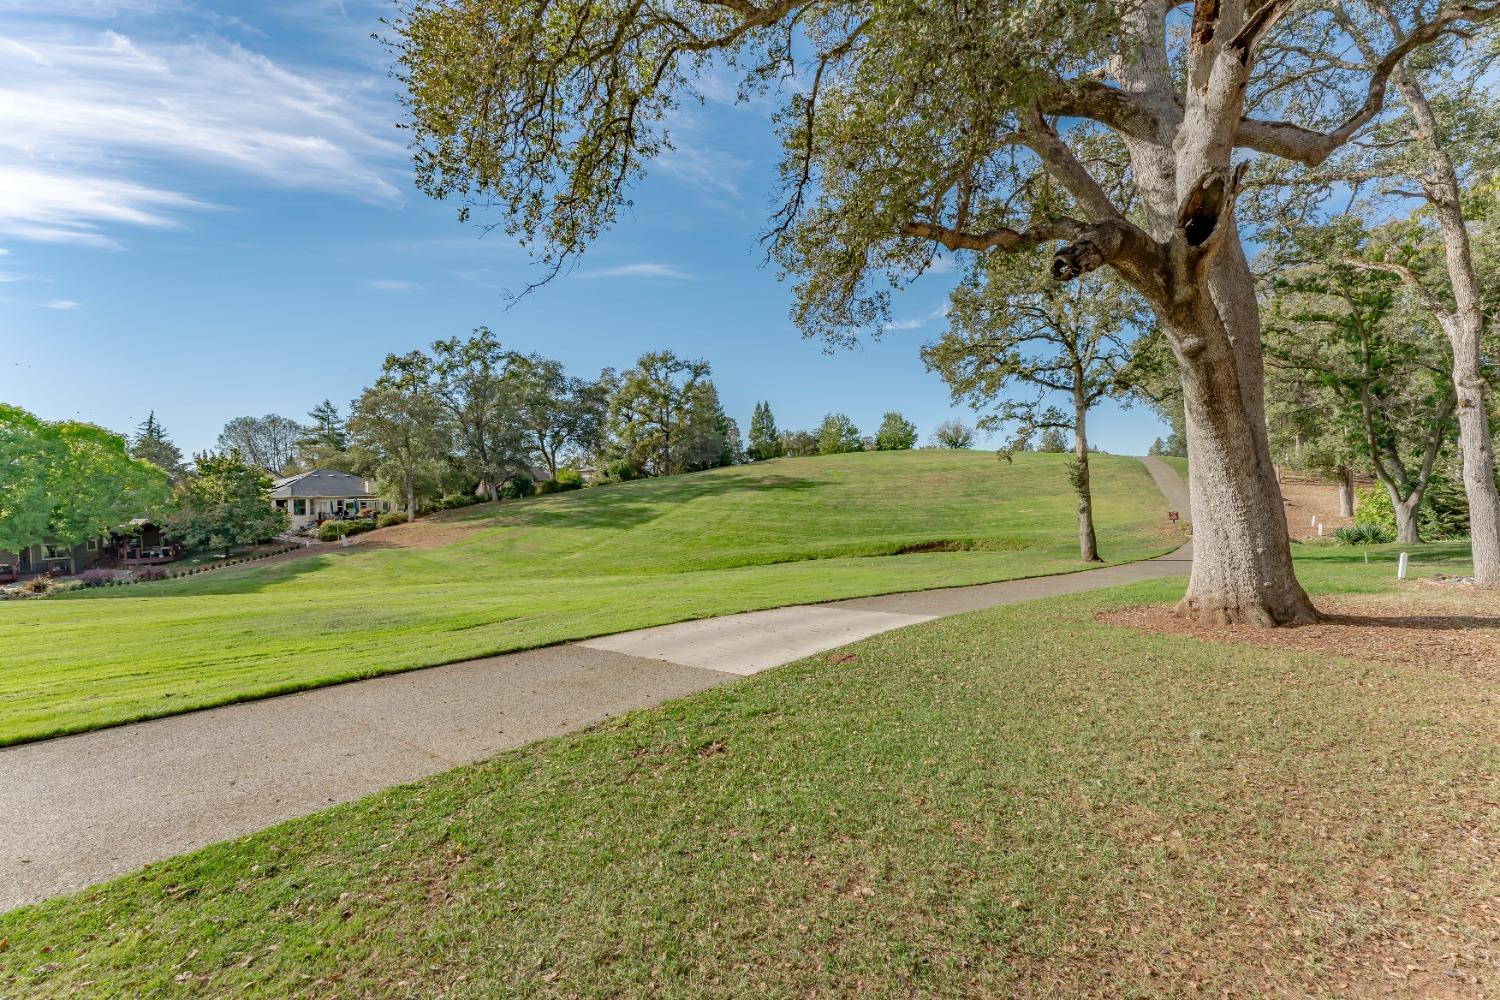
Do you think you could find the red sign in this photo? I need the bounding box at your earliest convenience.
[1168,511,1180,523]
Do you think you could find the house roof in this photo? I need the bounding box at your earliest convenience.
[267,470,378,499]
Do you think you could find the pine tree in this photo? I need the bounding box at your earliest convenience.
[130,411,185,475]
[747,401,782,461]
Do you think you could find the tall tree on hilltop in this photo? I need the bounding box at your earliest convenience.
[816,413,862,454]
[924,262,1145,561]
[218,414,303,475]
[747,401,783,461]
[427,329,531,500]
[930,421,975,450]
[395,0,1499,623]
[130,411,185,476]
[349,356,452,520]
[874,412,918,451]
[508,354,615,479]
[608,351,717,476]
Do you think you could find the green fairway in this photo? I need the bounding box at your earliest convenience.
[0,451,1179,746]
[2,542,1489,998]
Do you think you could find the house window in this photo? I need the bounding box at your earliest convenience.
[293,499,307,516]
[42,543,70,560]
[86,539,98,551]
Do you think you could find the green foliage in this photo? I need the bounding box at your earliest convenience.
[816,413,862,454]
[748,402,783,461]
[318,519,375,542]
[129,412,184,476]
[556,467,584,488]
[608,351,726,476]
[415,494,485,516]
[217,414,303,474]
[348,354,452,510]
[378,511,408,528]
[874,411,918,451]
[534,476,582,496]
[508,353,613,477]
[164,452,288,556]
[1332,522,1394,546]
[1353,478,1472,541]
[1037,428,1070,453]
[501,475,533,500]
[1147,434,1186,458]
[0,405,170,554]
[930,420,975,450]
[779,429,819,458]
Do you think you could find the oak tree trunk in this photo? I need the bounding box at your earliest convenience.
[406,477,416,523]
[1391,489,1421,545]
[1337,466,1355,518]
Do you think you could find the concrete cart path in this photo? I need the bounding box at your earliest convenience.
[0,457,1190,911]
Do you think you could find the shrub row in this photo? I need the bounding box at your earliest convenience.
[415,494,486,517]
[317,519,376,542]
[40,544,302,595]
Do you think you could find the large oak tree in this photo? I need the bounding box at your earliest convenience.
[395,0,1498,623]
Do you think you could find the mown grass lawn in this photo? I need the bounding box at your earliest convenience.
[0,451,1179,746]
[1,543,1491,997]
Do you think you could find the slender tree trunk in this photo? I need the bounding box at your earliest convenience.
[1388,64,1500,585]
[1451,330,1500,580]
[1337,465,1355,518]
[1073,394,1101,562]
[406,475,416,523]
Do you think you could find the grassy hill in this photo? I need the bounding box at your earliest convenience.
[0,451,1180,745]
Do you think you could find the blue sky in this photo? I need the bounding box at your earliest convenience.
[0,0,1169,458]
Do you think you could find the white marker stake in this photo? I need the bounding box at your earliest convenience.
[1398,551,1409,580]
[1364,549,1369,564]
[1317,521,1324,537]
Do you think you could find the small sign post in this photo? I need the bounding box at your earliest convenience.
[1168,510,1179,524]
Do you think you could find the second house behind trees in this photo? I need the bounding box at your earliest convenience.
[269,470,391,532]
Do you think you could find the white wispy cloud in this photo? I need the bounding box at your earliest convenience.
[881,317,926,332]
[576,262,691,280]
[42,299,80,310]
[0,24,402,249]
[365,278,421,293]
[656,141,750,199]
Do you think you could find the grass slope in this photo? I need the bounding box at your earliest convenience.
[0,451,1177,745]
[3,544,1491,997]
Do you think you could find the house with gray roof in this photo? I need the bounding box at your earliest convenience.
[268,470,392,532]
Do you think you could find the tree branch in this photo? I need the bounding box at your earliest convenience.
[1234,3,1500,165]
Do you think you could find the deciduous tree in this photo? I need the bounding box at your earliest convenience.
[218,414,303,475]
[395,0,1499,622]
[930,420,975,450]
[924,263,1144,560]
[165,452,288,557]
[873,412,918,451]
[349,357,452,520]
[816,413,862,454]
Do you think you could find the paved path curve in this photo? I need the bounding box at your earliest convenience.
[0,457,1190,911]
